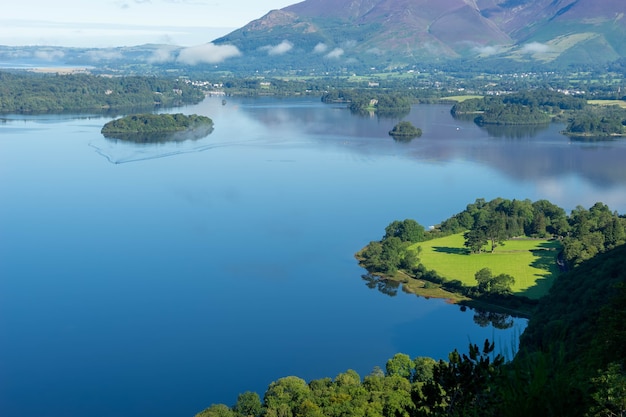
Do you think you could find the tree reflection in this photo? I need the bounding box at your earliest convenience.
[472,308,514,329]
[480,123,550,139]
[361,274,399,297]
[390,133,418,143]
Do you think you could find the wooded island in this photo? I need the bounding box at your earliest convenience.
[101,113,213,134]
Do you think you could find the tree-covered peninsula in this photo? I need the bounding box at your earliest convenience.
[0,71,204,113]
[356,198,625,313]
[450,90,586,125]
[562,104,626,138]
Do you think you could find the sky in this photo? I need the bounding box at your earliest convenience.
[0,0,299,47]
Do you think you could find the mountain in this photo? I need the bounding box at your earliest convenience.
[213,0,626,68]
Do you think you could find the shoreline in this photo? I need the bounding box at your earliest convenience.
[362,269,537,319]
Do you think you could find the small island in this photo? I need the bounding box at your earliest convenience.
[101,113,214,143]
[388,121,422,139]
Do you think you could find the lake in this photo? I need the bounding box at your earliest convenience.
[2,97,626,417]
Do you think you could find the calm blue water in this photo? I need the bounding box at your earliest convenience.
[2,97,626,417]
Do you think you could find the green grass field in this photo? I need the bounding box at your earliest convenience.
[588,99,626,109]
[409,233,562,299]
[440,95,483,102]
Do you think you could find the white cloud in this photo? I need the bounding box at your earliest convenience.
[472,45,502,56]
[85,49,124,61]
[521,42,551,54]
[261,40,293,55]
[325,48,344,59]
[313,42,328,53]
[148,46,177,63]
[33,48,65,61]
[341,40,357,49]
[176,43,241,64]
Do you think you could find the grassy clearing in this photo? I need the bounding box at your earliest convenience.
[588,99,626,108]
[409,233,561,299]
[440,95,483,102]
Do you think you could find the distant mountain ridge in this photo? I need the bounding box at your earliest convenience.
[1,0,623,73]
[214,0,626,67]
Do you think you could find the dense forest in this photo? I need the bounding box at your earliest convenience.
[563,105,626,137]
[0,71,204,113]
[195,244,626,417]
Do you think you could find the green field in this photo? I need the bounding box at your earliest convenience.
[440,95,483,102]
[588,99,626,108]
[409,233,562,299]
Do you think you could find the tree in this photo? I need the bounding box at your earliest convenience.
[464,228,487,253]
[196,404,236,417]
[386,353,414,379]
[587,363,626,417]
[413,357,437,383]
[485,213,507,252]
[474,268,515,295]
[475,268,494,293]
[233,392,262,417]
[263,376,311,413]
[384,219,425,243]
[423,340,505,417]
[491,273,515,295]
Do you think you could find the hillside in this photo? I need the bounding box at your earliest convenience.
[213,0,626,68]
[511,243,626,415]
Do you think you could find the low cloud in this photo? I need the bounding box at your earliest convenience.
[325,48,344,59]
[342,40,357,49]
[472,45,502,56]
[177,43,241,65]
[148,46,177,63]
[33,49,65,61]
[313,43,328,53]
[85,49,124,61]
[261,40,293,56]
[521,42,551,54]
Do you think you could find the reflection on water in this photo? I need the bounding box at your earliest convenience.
[362,274,516,329]
[479,123,551,139]
[473,309,515,329]
[362,274,400,297]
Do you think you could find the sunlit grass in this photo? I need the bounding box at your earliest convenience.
[409,233,562,299]
[588,99,626,108]
[440,95,483,102]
